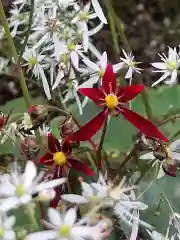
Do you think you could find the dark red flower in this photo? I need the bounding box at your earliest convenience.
[39,133,93,178]
[70,64,168,143]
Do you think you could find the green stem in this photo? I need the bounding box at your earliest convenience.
[86,151,98,173]
[24,204,39,231]
[0,0,32,108]
[18,0,35,63]
[106,2,120,55]
[96,117,108,168]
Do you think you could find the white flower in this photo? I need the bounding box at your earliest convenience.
[140,139,180,179]
[78,51,108,89]
[0,214,16,240]
[114,49,141,80]
[151,47,180,86]
[26,207,95,240]
[23,48,51,100]
[90,0,107,24]
[0,57,9,73]
[0,161,66,212]
[0,122,18,144]
[8,6,28,37]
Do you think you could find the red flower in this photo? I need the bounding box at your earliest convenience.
[71,64,168,143]
[39,133,93,177]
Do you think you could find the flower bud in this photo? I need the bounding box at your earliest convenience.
[28,105,48,126]
[162,157,177,177]
[21,137,39,158]
[38,188,56,201]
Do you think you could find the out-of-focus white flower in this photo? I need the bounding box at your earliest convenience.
[0,214,16,240]
[26,207,96,240]
[114,49,141,81]
[90,0,107,24]
[38,188,56,201]
[0,122,18,144]
[151,47,180,86]
[0,161,66,212]
[78,51,108,89]
[140,139,180,179]
[8,6,28,37]
[0,57,9,72]
[23,48,51,100]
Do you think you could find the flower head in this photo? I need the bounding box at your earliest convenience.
[152,47,180,86]
[70,64,168,143]
[0,214,16,240]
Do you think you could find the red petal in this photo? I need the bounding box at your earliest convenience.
[102,64,116,94]
[50,185,63,208]
[62,141,72,156]
[79,88,105,103]
[117,85,144,102]
[39,153,53,165]
[48,133,61,153]
[70,110,107,141]
[120,107,168,142]
[68,158,94,176]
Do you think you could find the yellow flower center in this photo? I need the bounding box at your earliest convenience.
[90,195,99,202]
[15,184,25,197]
[129,59,135,67]
[167,60,177,70]
[68,42,75,51]
[53,152,67,166]
[59,224,71,237]
[99,70,104,77]
[28,56,38,65]
[0,228,4,238]
[79,11,88,20]
[105,94,118,109]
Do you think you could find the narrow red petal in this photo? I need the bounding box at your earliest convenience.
[117,85,144,102]
[70,110,107,141]
[39,153,53,165]
[102,64,116,94]
[48,133,61,153]
[68,158,94,176]
[62,141,72,156]
[79,88,105,103]
[120,107,168,142]
[50,185,63,208]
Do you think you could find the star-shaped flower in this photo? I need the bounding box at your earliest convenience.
[70,64,168,143]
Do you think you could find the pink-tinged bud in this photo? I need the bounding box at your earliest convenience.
[0,114,7,130]
[28,105,48,126]
[21,137,39,157]
[60,116,75,138]
[162,158,177,177]
[38,188,56,201]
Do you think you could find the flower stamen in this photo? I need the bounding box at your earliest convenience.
[53,152,67,166]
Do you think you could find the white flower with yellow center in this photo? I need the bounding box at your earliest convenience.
[114,49,141,81]
[0,214,16,240]
[26,207,95,240]
[151,47,180,86]
[0,161,66,212]
[23,48,51,100]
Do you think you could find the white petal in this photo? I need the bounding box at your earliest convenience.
[88,42,101,59]
[170,70,177,84]
[81,182,93,197]
[24,161,37,188]
[125,67,133,79]
[168,47,177,61]
[139,152,154,160]
[91,0,107,24]
[172,152,180,161]
[82,57,99,71]
[151,62,167,70]
[0,183,15,197]
[113,62,124,72]
[64,208,77,225]
[82,23,89,52]
[61,194,89,204]
[71,226,93,239]
[100,52,107,70]
[52,70,64,90]
[130,211,139,240]
[0,197,19,212]
[3,230,16,240]
[82,96,89,108]
[20,194,31,204]
[25,231,57,240]
[88,22,104,37]
[48,208,62,227]
[34,178,67,193]
[152,72,170,87]
[121,201,148,210]
[4,216,16,229]
[38,66,51,100]
[79,75,99,88]
[74,91,83,115]
[71,51,79,70]
[157,164,165,179]
[170,139,180,151]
